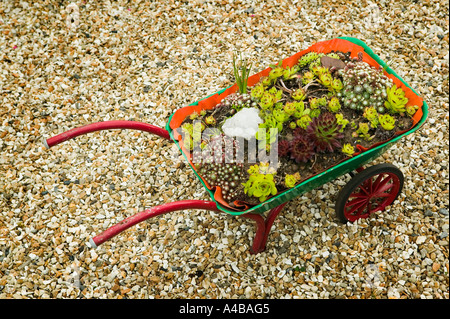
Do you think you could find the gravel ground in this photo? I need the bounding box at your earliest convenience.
[0,0,448,299]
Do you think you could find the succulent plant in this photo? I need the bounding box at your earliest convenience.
[278,139,291,157]
[284,174,298,188]
[283,65,300,81]
[306,112,344,153]
[296,115,312,129]
[335,113,349,132]
[341,143,355,157]
[205,115,216,126]
[302,71,315,85]
[327,97,341,113]
[363,106,379,128]
[308,53,325,70]
[338,60,393,113]
[251,83,265,99]
[273,108,290,123]
[261,76,273,87]
[298,52,320,67]
[378,113,396,131]
[331,78,344,92]
[284,102,297,115]
[215,92,257,113]
[354,122,372,141]
[289,134,316,163]
[197,162,244,202]
[233,53,252,94]
[269,66,284,80]
[292,102,312,128]
[189,112,199,120]
[243,172,278,202]
[291,87,306,101]
[384,84,408,114]
[259,91,275,110]
[406,104,419,117]
[200,133,241,164]
[318,72,333,87]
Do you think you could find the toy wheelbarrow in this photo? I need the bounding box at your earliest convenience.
[44,38,428,254]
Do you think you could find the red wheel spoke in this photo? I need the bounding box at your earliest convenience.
[373,192,393,198]
[348,191,368,199]
[339,165,404,223]
[358,202,370,217]
[358,183,370,196]
[345,198,368,216]
[375,181,395,194]
[376,175,393,192]
[366,176,373,193]
[346,196,368,207]
[372,174,384,191]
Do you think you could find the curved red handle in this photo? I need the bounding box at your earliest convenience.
[44,120,171,148]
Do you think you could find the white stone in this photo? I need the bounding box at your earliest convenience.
[221,107,262,140]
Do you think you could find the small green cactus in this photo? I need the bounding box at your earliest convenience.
[341,143,355,157]
[292,88,306,101]
[384,84,408,114]
[354,122,372,140]
[363,107,379,128]
[327,97,341,113]
[251,83,264,99]
[335,113,349,132]
[243,173,278,202]
[406,104,419,117]
[284,174,298,188]
[378,114,396,130]
[205,115,216,126]
[284,102,296,115]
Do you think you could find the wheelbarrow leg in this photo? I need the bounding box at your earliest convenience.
[89,200,220,248]
[241,202,287,254]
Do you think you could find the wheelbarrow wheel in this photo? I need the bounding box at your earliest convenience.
[335,163,404,223]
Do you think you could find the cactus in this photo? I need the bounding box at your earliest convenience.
[338,60,393,113]
[289,134,316,163]
[363,106,379,128]
[243,173,278,202]
[284,174,298,188]
[341,143,355,157]
[306,112,344,153]
[378,114,396,130]
[327,97,341,113]
[298,52,319,67]
[198,162,244,203]
[385,84,408,114]
[292,88,306,101]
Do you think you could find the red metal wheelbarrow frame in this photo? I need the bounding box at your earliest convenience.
[44,120,288,254]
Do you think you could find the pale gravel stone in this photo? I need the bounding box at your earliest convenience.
[0,0,448,300]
